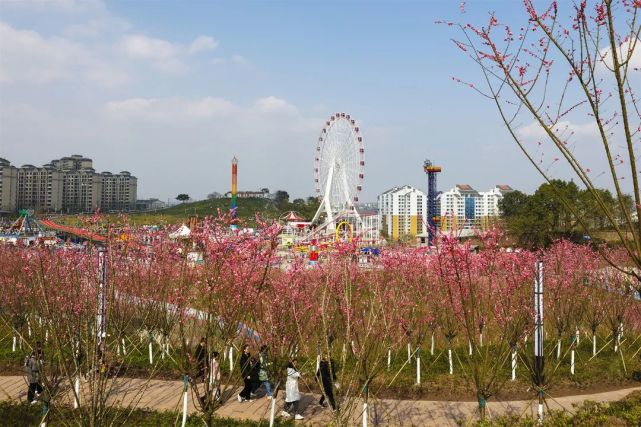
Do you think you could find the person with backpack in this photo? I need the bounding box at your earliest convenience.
[25,348,43,404]
[258,344,273,399]
[281,359,304,420]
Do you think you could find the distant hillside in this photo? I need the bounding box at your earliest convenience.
[154,197,320,222]
[51,197,320,227]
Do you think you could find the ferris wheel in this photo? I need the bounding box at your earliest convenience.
[312,112,365,232]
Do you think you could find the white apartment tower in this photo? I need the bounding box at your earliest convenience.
[378,185,427,241]
[439,184,513,232]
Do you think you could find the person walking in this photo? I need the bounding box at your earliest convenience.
[282,359,304,420]
[210,351,221,401]
[258,344,273,399]
[316,355,337,411]
[250,356,261,395]
[237,345,252,402]
[25,348,43,404]
[194,337,207,381]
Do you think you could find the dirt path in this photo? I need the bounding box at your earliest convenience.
[1,375,639,426]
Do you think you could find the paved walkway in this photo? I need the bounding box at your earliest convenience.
[1,375,639,426]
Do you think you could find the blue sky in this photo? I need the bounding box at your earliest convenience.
[0,1,582,203]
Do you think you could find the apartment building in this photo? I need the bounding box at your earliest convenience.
[16,164,64,212]
[0,158,18,213]
[378,185,427,241]
[1,155,137,213]
[439,184,513,232]
[101,171,137,212]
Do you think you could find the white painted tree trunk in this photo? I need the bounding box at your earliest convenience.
[479,333,483,347]
[229,347,234,371]
[416,354,421,384]
[362,402,368,427]
[556,339,561,359]
[387,348,391,370]
[468,340,472,356]
[592,334,597,357]
[28,321,31,337]
[269,394,277,427]
[570,349,575,375]
[430,333,435,356]
[181,387,188,427]
[148,341,153,365]
[575,329,580,345]
[74,376,81,408]
[45,330,48,342]
[448,348,453,375]
[511,350,517,381]
[407,343,411,362]
[122,338,127,355]
[538,402,544,425]
[316,354,321,373]
[12,336,16,352]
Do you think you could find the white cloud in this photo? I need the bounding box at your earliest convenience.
[188,36,218,54]
[122,34,178,60]
[185,97,236,117]
[0,21,127,86]
[231,54,249,65]
[253,96,298,115]
[600,39,641,70]
[104,96,238,120]
[516,120,598,142]
[120,33,219,73]
[3,0,105,13]
[64,16,131,38]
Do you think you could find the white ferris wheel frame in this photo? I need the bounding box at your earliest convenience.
[312,112,365,231]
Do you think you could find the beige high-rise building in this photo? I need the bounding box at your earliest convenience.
[16,165,64,212]
[0,158,18,213]
[101,171,137,212]
[1,155,137,213]
[49,155,103,213]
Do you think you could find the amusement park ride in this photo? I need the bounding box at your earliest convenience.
[278,112,380,258]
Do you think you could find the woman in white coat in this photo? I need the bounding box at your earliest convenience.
[282,359,304,420]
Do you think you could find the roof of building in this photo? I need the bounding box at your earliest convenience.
[456,184,474,191]
[496,185,513,192]
[379,185,426,196]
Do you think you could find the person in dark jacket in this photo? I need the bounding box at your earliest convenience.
[249,356,261,395]
[194,337,207,381]
[237,345,252,402]
[316,356,337,410]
